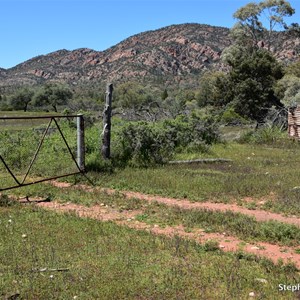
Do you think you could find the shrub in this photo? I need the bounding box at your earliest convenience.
[238,126,286,145]
[111,115,220,167]
[221,107,249,125]
[203,239,220,252]
[112,122,174,167]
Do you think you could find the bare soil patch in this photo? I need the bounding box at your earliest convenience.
[36,199,300,268]
[102,188,300,227]
[44,180,300,268]
[36,200,142,221]
[50,180,300,226]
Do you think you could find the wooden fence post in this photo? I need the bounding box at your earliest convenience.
[102,83,113,159]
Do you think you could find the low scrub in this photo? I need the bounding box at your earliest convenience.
[111,115,220,167]
[238,126,290,146]
[221,107,249,125]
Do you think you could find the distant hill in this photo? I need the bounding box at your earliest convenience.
[0,23,299,89]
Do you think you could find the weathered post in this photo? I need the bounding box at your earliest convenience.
[77,114,85,171]
[102,83,113,159]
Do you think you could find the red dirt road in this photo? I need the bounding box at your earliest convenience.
[31,182,300,269]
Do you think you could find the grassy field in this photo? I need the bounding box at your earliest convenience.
[0,112,79,190]
[0,111,62,131]
[0,203,299,300]
[79,142,300,216]
[3,118,300,299]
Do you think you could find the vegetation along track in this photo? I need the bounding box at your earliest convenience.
[24,180,300,269]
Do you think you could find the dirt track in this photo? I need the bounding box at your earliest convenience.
[31,181,300,269]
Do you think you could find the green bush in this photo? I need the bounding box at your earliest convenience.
[112,122,174,167]
[111,115,220,167]
[238,126,287,145]
[163,114,220,148]
[221,107,249,125]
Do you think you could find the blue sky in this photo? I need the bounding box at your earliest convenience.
[1,0,300,69]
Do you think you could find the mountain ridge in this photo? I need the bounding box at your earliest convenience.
[0,23,299,89]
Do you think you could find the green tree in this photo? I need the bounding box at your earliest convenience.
[0,94,9,110]
[260,0,295,49]
[115,81,153,109]
[9,87,34,112]
[34,83,73,112]
[275,61,300,107]
[285,60,300,78]
[217,0,294,123]
[222,47,283,122]
[232,0,295,50]
[232,2,263,47]
[196,71,228,107]
[275,75,300,107]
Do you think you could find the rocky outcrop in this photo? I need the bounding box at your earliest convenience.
[0,23,299,89]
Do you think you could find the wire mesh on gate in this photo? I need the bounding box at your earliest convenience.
[0,114,85,192]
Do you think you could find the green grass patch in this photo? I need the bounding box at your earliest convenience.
[0,205,299,299]
[0,111,62,131]
[136,203,300,246]
[6,182,145,211]
[81,142,300,216]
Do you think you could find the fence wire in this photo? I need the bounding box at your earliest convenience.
[0,115,83,191]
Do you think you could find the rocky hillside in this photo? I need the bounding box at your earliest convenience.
[0,23,299,89]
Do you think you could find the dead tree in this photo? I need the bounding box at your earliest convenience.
[102,83,113,159]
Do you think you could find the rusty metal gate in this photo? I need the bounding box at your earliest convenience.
[0,114,85,192]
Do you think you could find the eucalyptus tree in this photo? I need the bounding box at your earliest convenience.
[10,87,34,112]
[196,71,229,107]
[232,0,295,50]
[215,0,296,123]
[275,61,300,107]
[34,83,73,112]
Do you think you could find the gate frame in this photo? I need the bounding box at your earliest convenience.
[0,114,85,192]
